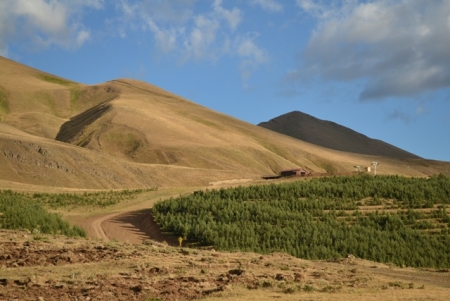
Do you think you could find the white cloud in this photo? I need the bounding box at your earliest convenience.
[182,0,242,59]
[0,0,103,54]
[117,0,137,19]
[293,0,450,100]
[114,0,267,81]
[144,18,181,53]
[236,35,268,65]
[76,29,90,46]
[184,15,220,59]
[235,33,268,80]
[251,0,283,12]
[13,0,68,34]
[116,1,229,59]
[213,0,242,30]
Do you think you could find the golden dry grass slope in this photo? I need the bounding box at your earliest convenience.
[0,56,449,189]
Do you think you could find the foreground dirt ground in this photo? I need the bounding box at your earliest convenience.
[1,230,449,301]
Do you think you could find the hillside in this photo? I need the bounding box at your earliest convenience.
[0,56,449,190]
[258,111,421,159]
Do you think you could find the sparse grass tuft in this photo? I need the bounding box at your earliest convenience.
[315,160,338,173]
[34,91,58,116]
[321,285,342,293]
[388,281,406,289]
[37,74,74,86]
[105,132,143,155]
[260,280,273,288]
[70,87,81,112]
[0,86,9,118]
[284,285,301,294]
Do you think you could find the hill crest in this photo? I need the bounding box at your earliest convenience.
[258,110,421,160]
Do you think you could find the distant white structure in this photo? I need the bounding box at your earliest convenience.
[372,162,379,175]
[365,166,371,172]
[354,165,361,172]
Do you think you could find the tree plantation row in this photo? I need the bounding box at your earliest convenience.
[152,174,450,268]
[31,188,156,209]
[0,188,155,237]
[0,190,86,237]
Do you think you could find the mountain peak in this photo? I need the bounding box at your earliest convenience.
[258,111,421,159]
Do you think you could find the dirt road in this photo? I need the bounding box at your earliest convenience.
[88,209,178,246]
[90,212,120,242]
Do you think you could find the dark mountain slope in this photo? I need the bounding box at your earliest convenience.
[258,111,421,159]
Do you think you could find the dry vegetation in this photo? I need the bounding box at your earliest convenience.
[1,230,450,301]
[1,56,449,191]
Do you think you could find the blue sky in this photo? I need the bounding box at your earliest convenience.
[1,0,449,161]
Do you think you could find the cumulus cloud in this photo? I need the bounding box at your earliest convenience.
[184,15,221,59]
[116,1,234,58]
[76,29,91,47]
[213,0,242,30]
[251,0,283,13]
[293,0,450,101]
[0,0,102,55]
[116,0,267,80]
[235,33,268,80]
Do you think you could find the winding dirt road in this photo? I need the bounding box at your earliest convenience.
[88,209,177,246]
[90,212,120,242]
[85,182,251,246]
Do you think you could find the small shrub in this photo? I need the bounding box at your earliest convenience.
[388,281,405,289]
[284,286,299,294]
[321,285,341,293]
[260,280,273,288]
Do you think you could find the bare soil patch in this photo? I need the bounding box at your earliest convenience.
[1,230,449,301]
[102,209,178,246]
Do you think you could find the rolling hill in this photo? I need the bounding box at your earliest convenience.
[0,56,448,189]
[258,111,421,159]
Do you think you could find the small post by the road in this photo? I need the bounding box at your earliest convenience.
[178,236,183,247]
